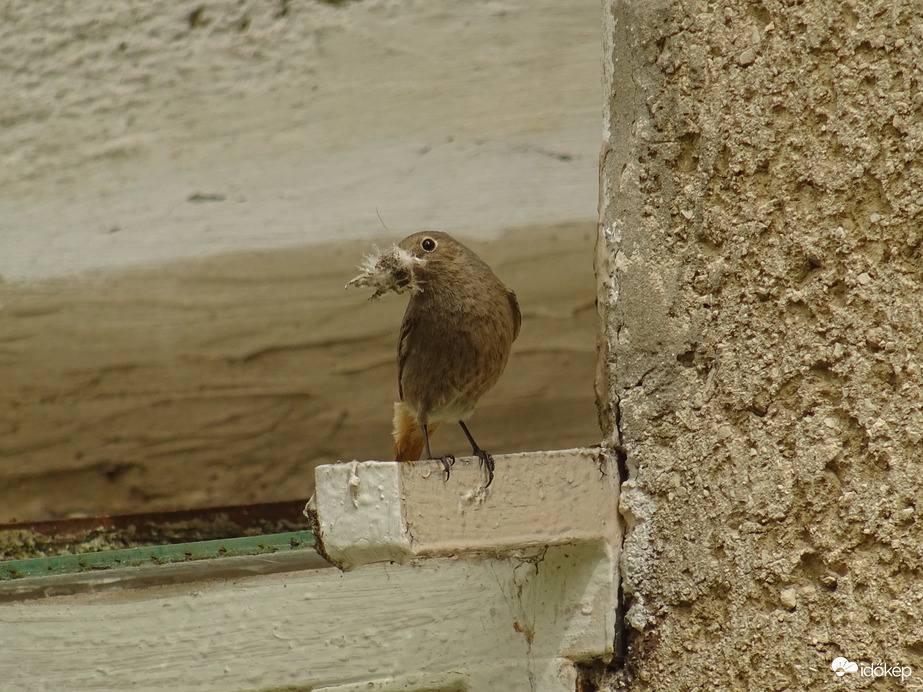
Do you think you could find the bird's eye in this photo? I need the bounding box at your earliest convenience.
[421,237,437,252]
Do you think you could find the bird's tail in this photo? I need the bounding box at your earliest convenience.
[392,401,439,461]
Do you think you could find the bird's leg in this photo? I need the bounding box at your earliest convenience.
[458,421,494,488]
[421,423,454,482]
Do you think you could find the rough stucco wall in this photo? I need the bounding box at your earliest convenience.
[598,0,923,689]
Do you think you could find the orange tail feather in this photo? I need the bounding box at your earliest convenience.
[392,401,439,461]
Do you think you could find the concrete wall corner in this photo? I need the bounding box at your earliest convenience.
[598,0,923,688]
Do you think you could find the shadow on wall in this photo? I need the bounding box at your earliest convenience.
[0,222,599,521]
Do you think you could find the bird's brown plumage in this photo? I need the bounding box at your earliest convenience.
[390,231,520,469]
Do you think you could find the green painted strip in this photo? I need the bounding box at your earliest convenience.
[0,530,315,581]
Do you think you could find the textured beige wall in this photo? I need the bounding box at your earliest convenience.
[598,0,923,688]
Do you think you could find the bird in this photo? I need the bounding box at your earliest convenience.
[389,231,520,487]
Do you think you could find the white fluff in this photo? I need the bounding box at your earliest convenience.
[346,245,426,299]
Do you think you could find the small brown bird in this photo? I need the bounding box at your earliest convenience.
[392,231,520,486]
[349,231,520,486]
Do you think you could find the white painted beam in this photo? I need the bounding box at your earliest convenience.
[308,448,621,569]
[0,449,621,691]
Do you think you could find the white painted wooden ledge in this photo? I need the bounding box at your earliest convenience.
[303,448,622,690]
[307,448,620,569]
[0,448,621,692]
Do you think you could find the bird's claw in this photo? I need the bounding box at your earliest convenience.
[439,454,456,482]
[476,450,495,488]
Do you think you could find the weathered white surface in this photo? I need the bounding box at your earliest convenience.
[0,547,609,691]
[310,449,620,569]
[309,460,412,568]
[403,449,619,557]
[1,449,621,691]
[0,0,601,280]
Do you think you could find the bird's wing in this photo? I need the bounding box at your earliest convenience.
[397,306,414,400]
[508,288,522,342]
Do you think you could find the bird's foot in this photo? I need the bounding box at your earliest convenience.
[438,454,456,482]
[475,449,495,488]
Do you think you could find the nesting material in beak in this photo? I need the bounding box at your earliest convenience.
[346,245,426,300]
